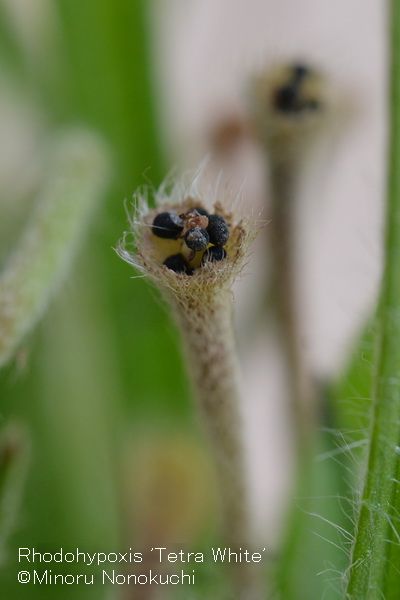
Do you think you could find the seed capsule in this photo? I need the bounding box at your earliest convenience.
[185,227,209,252]
[152,211,183,239]
[163,253,192,274]
[202,246,227,264]
[206,215,229,247]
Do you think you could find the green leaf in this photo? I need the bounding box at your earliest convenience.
[345,3,400,597]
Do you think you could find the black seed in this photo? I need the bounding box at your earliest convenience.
[273,83,321,114]
[207,214,229,246]
[163,253,192,274]
[185,227,209,252]
[192,206,209,216]
[292,64,309,80]
[202,246,227,264]
[152,211,183,239]
[273,65,320,115]
[273,84,302,113]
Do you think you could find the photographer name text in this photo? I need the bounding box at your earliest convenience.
[17,546,267,586]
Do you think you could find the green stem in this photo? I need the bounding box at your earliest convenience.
[345,4,400,597]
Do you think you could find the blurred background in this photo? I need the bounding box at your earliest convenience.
[0,1,387,599]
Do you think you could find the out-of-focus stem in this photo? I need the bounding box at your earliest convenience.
[253,64,330,451]
[269,156,318,452]
[0,130,110,367]
[254,66,338,598]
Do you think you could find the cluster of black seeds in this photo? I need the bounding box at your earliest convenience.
[151,207,230,274]
[273,64,320,115]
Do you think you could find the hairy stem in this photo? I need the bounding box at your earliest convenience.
[345,4,400,597]
[175,290,247,544]
[0,130,110,367]
[173,289,263,598]
[120,186,261,597]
